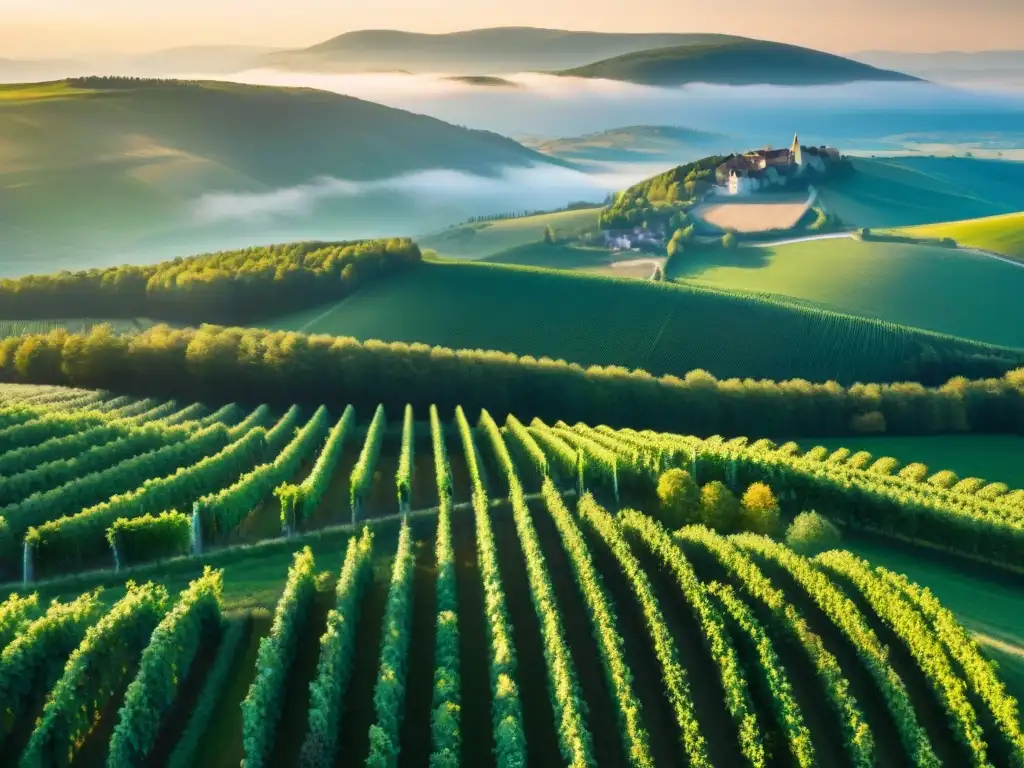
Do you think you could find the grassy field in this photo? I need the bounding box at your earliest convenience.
[798,434,1024,490]
[897,211,1024,261]
[263,259,1021,384]
[675,236,1024,348]
[419,208,601,260]
[818,156,1024,228]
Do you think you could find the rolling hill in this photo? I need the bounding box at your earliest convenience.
[896,211,1024,261]
[0,77,562,272]
[261,27,746,74]
[556,39,919,86]
[263,259,1024,385]
[419,208,601,259]
[675,236,1024,348]
[816,156,1024,227]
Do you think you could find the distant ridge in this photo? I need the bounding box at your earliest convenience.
[261,27,749,73]
[557,39,920,85]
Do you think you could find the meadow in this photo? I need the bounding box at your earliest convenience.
[897,211,1024,261]
[264,259,1023,385]
[675,236,1024,348]
[1,384,1023,768]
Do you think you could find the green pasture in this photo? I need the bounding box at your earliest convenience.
[675,236,1024,348]
[898,211,1024,262]
[262,260,1017,384]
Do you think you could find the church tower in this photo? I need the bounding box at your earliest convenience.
[790,132,804,168]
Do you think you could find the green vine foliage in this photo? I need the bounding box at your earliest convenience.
[241,547,317,768]
[107,568,224,768]
[300,529,374,767]
[0,592,103,742]
[20,582,168,767]
[366,521,415,767]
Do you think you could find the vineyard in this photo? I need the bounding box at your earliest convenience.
[0,383,1022,766]
[260,259,1024,385]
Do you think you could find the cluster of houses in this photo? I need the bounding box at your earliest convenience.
[716,133,842,195]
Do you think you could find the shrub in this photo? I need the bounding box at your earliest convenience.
[850,411,886,434]
[898,463,929,483]
[656,469,701,528]
[738,483,781,536]
[700,481,739,533]
[786,511,841,556]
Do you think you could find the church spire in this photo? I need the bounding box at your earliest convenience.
[791,131,803,167]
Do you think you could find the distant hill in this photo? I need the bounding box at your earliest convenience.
[557,39,920,86]
[0,77,561,272]
[262,27,747,74]
[524,125,730,163]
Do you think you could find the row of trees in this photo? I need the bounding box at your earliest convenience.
[2,324,1024,437]
[0,239,421,326]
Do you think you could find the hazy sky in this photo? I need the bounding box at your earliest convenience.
[3,0,1023,58]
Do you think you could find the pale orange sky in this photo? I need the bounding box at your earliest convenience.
[3,0,1023,58]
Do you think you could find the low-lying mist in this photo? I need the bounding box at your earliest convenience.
[190,163,650,226]
[179,68,1024,145]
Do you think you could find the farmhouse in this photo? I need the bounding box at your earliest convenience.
[717,133,841,196]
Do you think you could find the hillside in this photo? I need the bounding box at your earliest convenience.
[896,211,1024,261]
[817,156,1024,228]
[0,77,560,270]
[676,236,1024,348]
[262,27,745,73]
[556,39,919,86]
[419,208,601,259]
[263,259,1024,385]
[0,384,1021,768]
[523,125,730,163]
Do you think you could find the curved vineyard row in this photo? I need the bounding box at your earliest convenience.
[0,391,1018,767]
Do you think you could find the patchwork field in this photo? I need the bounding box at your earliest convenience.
[262,260,1021,384]
[1,384,1022,767]
[676,236,1024,348]
[817,156,1024,228]
[419,207,601,260]
[690,195,811,233]
[897,211,1024,261]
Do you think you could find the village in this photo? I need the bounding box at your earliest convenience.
[597,133,846,252]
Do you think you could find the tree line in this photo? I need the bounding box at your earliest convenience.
[0,239,421,326]
[2,324,1023,438]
